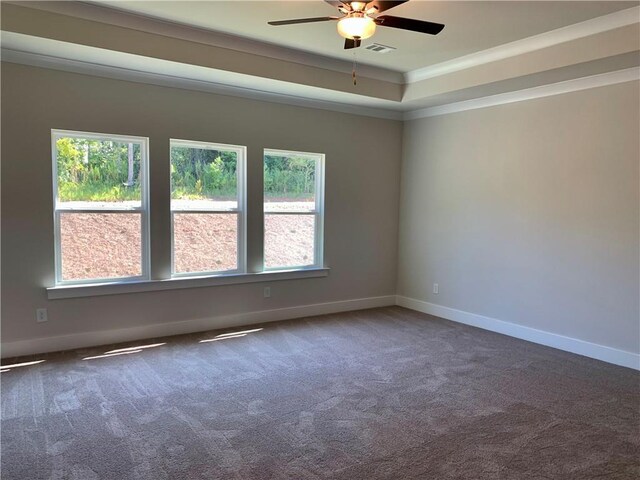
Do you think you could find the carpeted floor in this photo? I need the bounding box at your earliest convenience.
[1,306,639,479]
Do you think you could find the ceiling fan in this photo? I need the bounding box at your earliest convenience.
[268,1,444,50]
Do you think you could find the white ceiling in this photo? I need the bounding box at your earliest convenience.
[96,1,638,72]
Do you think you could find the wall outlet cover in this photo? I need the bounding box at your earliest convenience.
[36,308,48,323]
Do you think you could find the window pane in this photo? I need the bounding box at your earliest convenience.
[60,213,142,281]
[56,137,142,208]
[173,213,237,274]
[264,153,315,212]
[171,144,238,210]
[265,214,314,268]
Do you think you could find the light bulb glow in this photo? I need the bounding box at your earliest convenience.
[337,15,376,40]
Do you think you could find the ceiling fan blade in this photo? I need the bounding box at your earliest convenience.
[365,1,408,13]
[268,16,339,26]
[344,38,362,49]
[374,15,444,35]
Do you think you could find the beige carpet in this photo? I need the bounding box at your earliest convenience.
[2,306,639,479]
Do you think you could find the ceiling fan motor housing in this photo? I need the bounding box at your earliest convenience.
[337,13,377,40]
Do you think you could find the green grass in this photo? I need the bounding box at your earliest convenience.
[58,182,141,202]
[59,182,315,203]
[171,187,237,201]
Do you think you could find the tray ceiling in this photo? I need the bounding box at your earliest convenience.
[97,1,638,72]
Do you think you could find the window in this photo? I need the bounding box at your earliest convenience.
[52,130,149,285]
[264,149,325,270]
[170,140,246,276]
[49,134,327,297]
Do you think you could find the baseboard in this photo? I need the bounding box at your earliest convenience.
[7,294,637,370]
[1,295,396,359]
[396,296,640,371]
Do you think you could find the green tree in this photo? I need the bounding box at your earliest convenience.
[56,137,141,202]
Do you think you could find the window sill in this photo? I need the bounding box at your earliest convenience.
[47,268,330,300]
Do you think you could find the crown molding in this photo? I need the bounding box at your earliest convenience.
[1,48,404,121]
[405,6,640,84]
[6,1,638,88]
[7,0,405,84]
[404,67,640,120]
[3,47,637,124]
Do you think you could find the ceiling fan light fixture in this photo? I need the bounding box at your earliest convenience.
[337,15,376,40]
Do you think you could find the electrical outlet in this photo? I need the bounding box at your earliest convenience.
[433,283,439,295]
[36,308,48,323]
[263,287,271,298]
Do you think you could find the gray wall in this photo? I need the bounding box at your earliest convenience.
[1,63,402,346]
[398,81,640,354]
[3,62,638,359]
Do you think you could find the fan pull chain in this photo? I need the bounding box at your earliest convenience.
[352,50,358,86]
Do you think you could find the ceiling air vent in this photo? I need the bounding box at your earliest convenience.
[365,43,396,54]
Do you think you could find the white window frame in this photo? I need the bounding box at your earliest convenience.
[51,129,150,286]
[170,139,247,277]
[263,148,325,271]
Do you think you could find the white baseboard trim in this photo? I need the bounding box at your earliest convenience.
[1,295,396,359]
[396,296,640,371]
